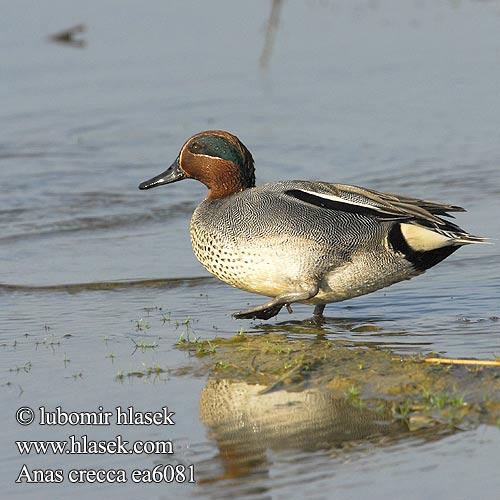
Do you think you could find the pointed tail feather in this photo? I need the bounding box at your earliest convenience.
[399,223,488,252]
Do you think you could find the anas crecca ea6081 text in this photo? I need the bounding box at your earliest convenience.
[139,130,486,320]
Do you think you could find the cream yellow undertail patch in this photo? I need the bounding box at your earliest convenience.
[400,223,454,251]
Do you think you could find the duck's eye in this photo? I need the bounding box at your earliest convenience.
[190,141,201,153]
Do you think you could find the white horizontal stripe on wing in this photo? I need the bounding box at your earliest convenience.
[298,189,390,214]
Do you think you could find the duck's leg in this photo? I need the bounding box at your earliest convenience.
[233,285,319,320]
[313,304,326,317]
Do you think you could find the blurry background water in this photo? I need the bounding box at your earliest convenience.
[1,1,500,499]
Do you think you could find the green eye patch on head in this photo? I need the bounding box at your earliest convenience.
[187,134,244,166]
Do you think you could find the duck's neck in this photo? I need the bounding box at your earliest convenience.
[206,157,255,200]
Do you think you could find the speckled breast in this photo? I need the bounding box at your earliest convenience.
[188,192,334,298]
[189,205,314,297]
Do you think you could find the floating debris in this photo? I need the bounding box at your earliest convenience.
[48,24,87,48]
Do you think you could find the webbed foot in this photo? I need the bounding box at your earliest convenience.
[233,303,284,320]
[232,286,319,320]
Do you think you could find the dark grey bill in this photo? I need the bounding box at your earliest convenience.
[138,157,185,190]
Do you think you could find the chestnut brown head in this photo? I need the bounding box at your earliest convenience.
[139,130,255,199]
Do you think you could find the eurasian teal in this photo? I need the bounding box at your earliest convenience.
[139,130,486,320]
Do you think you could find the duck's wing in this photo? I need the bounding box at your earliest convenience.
[283,182,487,247]
[284,182,464,226]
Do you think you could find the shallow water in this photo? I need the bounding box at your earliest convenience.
[2,1,500,499]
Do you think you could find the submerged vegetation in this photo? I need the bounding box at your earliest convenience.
[116,362,164,381]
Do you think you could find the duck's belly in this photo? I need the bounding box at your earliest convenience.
[191,225,321,297]
[310,252,418,304]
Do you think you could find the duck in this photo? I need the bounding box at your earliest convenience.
[139,130,486,320]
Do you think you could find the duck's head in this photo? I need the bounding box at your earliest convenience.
[139,130,255,199]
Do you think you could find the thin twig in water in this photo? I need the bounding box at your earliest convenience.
[423,357,500,367]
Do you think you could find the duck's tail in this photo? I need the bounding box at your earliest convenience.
[399,222,489,252]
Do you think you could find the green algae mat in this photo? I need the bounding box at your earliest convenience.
[178,332,500,437]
